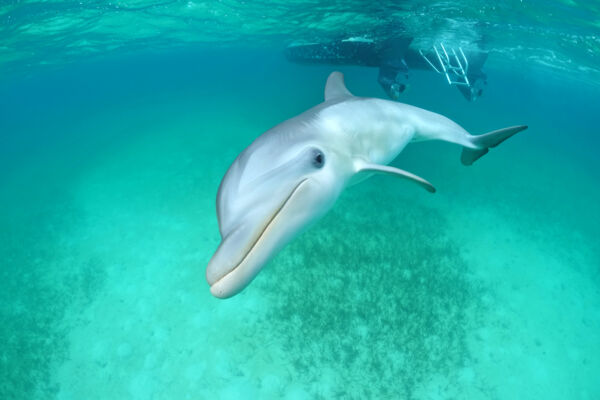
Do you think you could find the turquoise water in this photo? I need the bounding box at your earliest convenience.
[1,2,600,399]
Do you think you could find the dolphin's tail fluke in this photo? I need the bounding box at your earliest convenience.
[461,125,528,165]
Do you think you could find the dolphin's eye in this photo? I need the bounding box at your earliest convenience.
[311,149,325,168]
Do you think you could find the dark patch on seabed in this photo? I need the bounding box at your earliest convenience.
[257,183,485,399]
[0,188,106,399]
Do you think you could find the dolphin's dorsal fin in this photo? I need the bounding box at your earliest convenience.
[355,161,436,193]
[324,71,353,101]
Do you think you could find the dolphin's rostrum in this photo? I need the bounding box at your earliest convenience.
[206,72,527,298]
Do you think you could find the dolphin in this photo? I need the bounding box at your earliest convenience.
[206,71,527,298]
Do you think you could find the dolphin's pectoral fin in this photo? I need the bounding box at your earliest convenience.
[324,71,353,101]
[356,162,436,193]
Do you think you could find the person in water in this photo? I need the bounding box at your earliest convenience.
[285,37,488,102]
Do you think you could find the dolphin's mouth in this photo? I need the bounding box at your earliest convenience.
[209,178,308,293]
